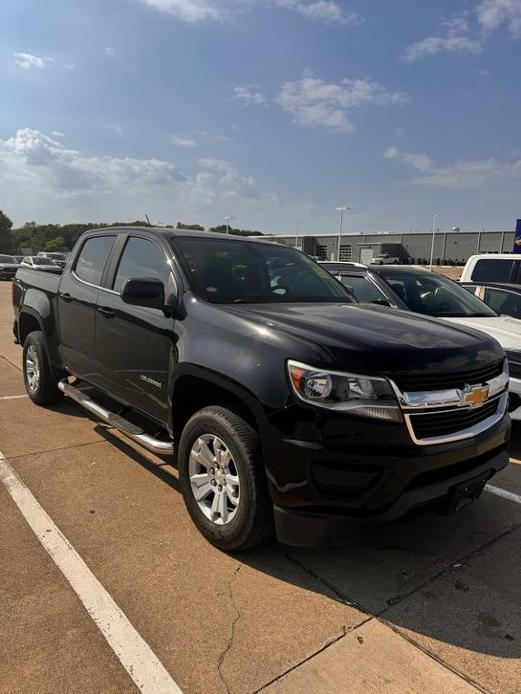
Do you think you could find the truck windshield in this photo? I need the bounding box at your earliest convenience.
[379,270,497,317]
[173,237,352,304]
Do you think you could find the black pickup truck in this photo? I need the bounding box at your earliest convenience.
[12,227,511,550]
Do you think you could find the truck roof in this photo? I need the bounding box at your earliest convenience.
[88,226,275,244]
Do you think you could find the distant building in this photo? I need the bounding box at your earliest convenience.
[264,229,516,265]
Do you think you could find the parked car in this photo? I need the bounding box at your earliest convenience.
[37,251,68,268]
[20,256,62,273]
[323,262,521,420]
[12,227,510,550]
[13,256,25,264]
[0,254,20,280]
[370,253,400,265]
[461,282,521,320]
[460,253,521,284]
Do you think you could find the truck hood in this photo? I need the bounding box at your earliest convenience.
[227,302,503,377]
[442,315,521,351]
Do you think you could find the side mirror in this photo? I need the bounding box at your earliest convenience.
[122,278,165,310]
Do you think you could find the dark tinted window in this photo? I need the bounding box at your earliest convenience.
[338,274,388,303]
[472,259,514,282]
[380,271,497,317]
[484,288,521,319]
[113,237,170,293]
[0,255,16,263]
[75,236,115,285]
[174,238,351,304]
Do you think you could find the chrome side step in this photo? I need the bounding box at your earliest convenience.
[58,379,174,455]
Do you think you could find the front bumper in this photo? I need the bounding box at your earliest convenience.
[263,401,510,546]
[273,446,508,546]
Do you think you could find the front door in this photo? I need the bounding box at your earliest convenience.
[95,235,175,424]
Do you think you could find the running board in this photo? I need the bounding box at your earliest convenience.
[58,380,174,455]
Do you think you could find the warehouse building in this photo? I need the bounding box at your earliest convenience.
[265,229,516,264]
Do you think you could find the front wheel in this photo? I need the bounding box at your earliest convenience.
[178,406,273,551]
[23,331,62,405]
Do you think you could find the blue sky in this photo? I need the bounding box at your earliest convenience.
[1,0,521,233]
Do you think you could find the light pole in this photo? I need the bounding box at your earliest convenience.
[224,216,236,235]
[294,221,301,249]
[429,212,441,271]
[336,206,351,261]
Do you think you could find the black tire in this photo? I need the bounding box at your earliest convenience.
[22,331,62,406]
[178,406,273,551]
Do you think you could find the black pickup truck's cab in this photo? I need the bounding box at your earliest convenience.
[13,227,510,550]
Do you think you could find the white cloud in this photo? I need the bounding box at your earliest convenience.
[137,0,358,24]
[384,144,521,188]
[105,46,114,56]
[384,146,433,172]
[13,52,54,70]
[404,1,521,62]
[275,71,407,132]
[404,17,482,62]
[477,0,521,37]
[0,129,285,224]
[233,84,267,106]
[170,136,197,146]
[64,63,75,70]
[51,131,65,138]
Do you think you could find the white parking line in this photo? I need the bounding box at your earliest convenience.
[485,484,521,505]
[0,394,27,400]
[0,451,182,694]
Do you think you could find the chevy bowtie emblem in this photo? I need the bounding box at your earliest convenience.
[462,385,489,408]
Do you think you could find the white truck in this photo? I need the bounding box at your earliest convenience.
[370,253,400,265]
[460,254,521,284]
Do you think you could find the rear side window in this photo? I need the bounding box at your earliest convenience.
[338,274,387,303]
[472,259,514,282]
[113,237,170,294]
[484,288,521,319]
[75,236,115,286]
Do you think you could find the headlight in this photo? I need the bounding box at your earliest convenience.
[287,360,402,422]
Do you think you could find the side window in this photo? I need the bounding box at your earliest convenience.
[75,236,115,286]
[338,274,387,303]
[484,288,521,318]
[113,237,170,294]
[472,259,513,282]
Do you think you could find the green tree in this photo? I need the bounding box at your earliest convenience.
[43,236,67,252]
[176,222,205,231]
[0,210,13,253]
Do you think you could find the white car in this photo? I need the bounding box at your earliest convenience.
[460,253,521,284]
[371,253,400,265]
[20,256,61,272]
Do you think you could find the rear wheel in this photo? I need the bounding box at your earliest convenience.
[179,406,273,551]
[23,331,62,405]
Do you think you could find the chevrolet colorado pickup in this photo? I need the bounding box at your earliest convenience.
[12,227,510,551]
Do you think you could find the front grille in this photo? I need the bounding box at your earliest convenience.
[409,398,500,441]
[392,360,503,393]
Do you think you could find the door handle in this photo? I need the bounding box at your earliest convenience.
[60,292,72,303]
[97,307,114,318]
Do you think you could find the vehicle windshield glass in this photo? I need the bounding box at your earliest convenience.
[379,270,497,317]
[173,237,353,304]
[48,253,66,261]
[0,255,16,263]
[32,257,56,265]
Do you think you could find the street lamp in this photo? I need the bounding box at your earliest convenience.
[336,206,351,261]
[224,216,236,235]
[294,221,301,249]
[429,212,442,271]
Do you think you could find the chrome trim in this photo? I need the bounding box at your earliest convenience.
[71,270,119,294]
[58,380,174,454]
[404,393,507,446]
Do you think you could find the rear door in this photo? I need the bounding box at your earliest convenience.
[58,234,116,378]
[94,233,177,424]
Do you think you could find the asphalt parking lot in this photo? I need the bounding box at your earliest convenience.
[1,281,520,694]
